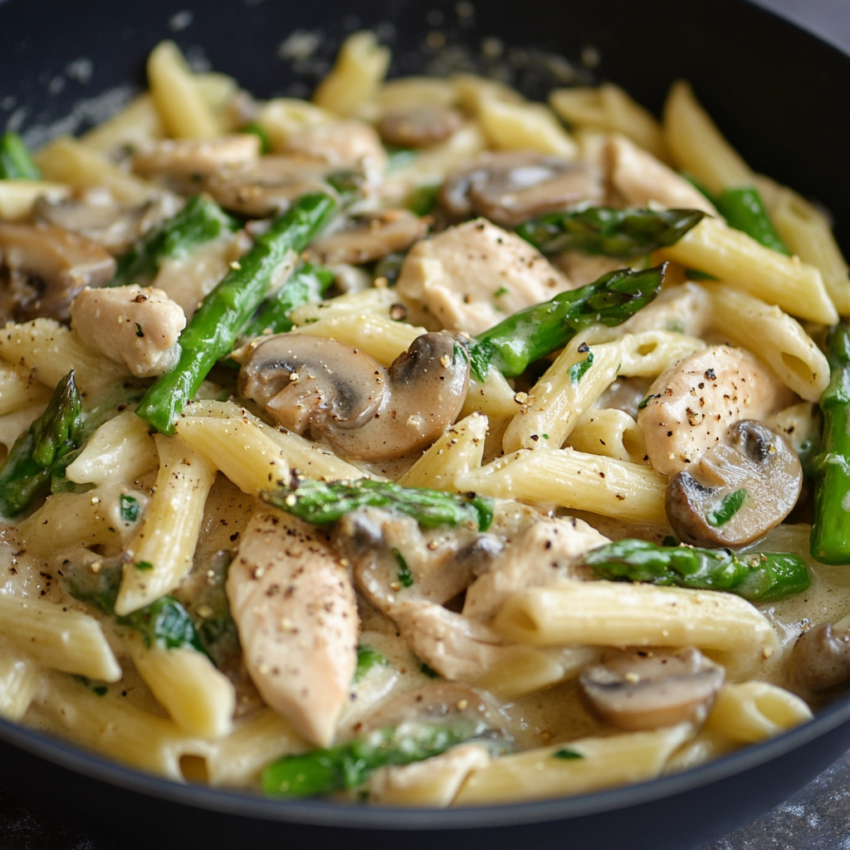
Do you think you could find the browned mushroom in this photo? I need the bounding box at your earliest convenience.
[789,620,850,694]
[666,419,803,548]
[579,648,724,730]
[238,332,469,461]
[309,210,427,265]
[377,104,464,148]
[33,190,179,255]
[438,151,604,226]
[0,222,116,323]
[205,155,336,217]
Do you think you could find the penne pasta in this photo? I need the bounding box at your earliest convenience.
[0,640,41,722]
[0,179,70,221]
[705,682,813,743]
[313,31,390,116]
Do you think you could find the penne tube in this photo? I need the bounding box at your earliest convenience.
[0,595,121,682]
[313,31,390,116]
[658,215,838,325]
[0,179,70,221]
[566,408,648,465]
[0,641,41,721]
[477,98,578,157]
[130,643,235,740]
[0,361,51,416]
[493,579,778,656]
[289,287,399,325]
[398,412,488,491]
[80,93,164,155]
[116,435,217,615]
[456,447,669,525]
[702,282,829,401]
[255,98,335,151]
[705,682,813,743]
[455,724,693,805]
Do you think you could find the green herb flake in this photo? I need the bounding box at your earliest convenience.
[638,393,660,410]
[684,268,719,282]
[542,434,549,440]
[355,646,389,683]
[494,286,509,297]
[119,494,139,523]
[568,351,595,385]
[134,560,155,571]
[707,489,747,527]
[552,748,584,760]
[135,323,145,338]
[393,549,414,588]
[419,661,440,679]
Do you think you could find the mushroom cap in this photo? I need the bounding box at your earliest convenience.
[580,647,725,730]
[0,222,116,322]
[439,151,604,227]
[238,331,469,461]
[377,104,464,148]
[309,209,427,265]
[666,419,803,548]
[790,623,850,694]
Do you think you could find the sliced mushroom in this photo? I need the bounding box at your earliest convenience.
[132,134,261,191]
[580,648,724,730]
[33,190,181,255]
[666,419,802,548]
[377,104,464,148]
[789,621,850,693]
[205,154,337,217]
[439,151,604,226]
[637,345,795,477]
[308,210,427,265]
[0,222,116,323]
[238,332,469,461]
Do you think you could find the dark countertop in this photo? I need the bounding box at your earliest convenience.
[3,1,850,848]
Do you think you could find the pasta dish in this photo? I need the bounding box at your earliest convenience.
[1,31,849,806]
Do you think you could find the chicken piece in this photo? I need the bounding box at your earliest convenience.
[605,134,717,214]
[333,507,501,616]
[69,284,185,378]
[463,518,608,621]
[396,218,573,336]
[369,742,491,806]
[226,509,358,747]
[638,345,796,476]
[283,120,387,181]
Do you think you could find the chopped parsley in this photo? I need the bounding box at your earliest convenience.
[393,549,414,588]
[134,560,154,571]
[568,351,595,385]
[119,494,139,523]
[552,748,584,760]
[707,489,747,527]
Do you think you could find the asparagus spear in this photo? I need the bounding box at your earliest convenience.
[0,371,84,517]
[263,720,484,798]
[262,477,494,531]
[239,261,334,339]
[811,323,850,564]
[515,207,705,257]
[108,194,238,288]
[135,192,338,434]
[0,131,41,180]
[583,539,810,602]
[716,186,790,255]
[467,264,666,381]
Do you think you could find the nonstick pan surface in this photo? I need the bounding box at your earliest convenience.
[2,1,850,848]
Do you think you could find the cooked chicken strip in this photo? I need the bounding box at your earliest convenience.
[226,509,358,747]
[69,284,185,377]
[396,218,572,335]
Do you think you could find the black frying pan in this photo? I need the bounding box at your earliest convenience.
[2,1,850,848]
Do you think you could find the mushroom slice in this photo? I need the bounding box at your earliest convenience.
[377,105,464,148]
[789,621,850,693]
[638,345,795,476]
[439,151,604,227]
[226,509,358,747]
[132,135,261,190]
[205,155,336,217]
[580,648,724,730]
[0,222,116,323]
[666,419,802,548]
[33,190,180,255]
[239,332,469,461]
[309,210,427,265]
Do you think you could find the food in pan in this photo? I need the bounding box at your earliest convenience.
[0,30,848,805]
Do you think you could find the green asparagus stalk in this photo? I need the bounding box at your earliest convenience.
[715,186,790,255]
[263,720,484,798]
[108,194,238,288]
[811,323,850,564]
[515,207,705,257]
[135,192,337,434]
[583,539,810,602]
[262,477,494,531]
[0,371,84,517]
[467,264,665,381]
[0,131,41,180]
[239,262,334,339]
